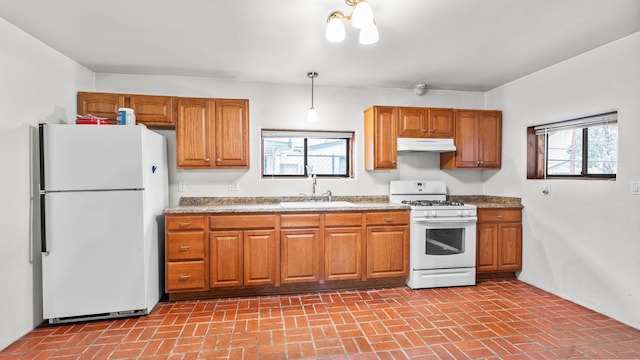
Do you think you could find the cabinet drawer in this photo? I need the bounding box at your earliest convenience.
[366,211,409,226]
[280,214,321,228]
[478,209,521,223]
[167,261,206,291]
[166,216,205,231]
[325,213,363,227]
[209,214,277,230]
[167,232,205,261]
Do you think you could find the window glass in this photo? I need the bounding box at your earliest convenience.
[586,122,618,175]
[547,128,583,176]
[262,130,352,177]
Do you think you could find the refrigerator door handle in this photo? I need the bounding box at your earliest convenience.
[40,193,48,253]
[38,123,46,192]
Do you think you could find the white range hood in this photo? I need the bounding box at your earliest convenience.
[397,138,456,152]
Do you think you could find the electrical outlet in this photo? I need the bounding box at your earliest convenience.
[178,181,187,192]
[632,181,640,195]
[228,181,239,191]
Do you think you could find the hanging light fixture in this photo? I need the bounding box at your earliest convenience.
[307,72,318,123]
[325,0,378,45]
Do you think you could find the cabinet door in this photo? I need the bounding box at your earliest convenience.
[210,230,243,288]
[325,227,362,281]
[280,229,321,284]
[214,99,249,168]
[497,223,522,271]
[366,226,409,279]
[397,107,426,138]
[364,106,397,170]
[176,98,214,168]
[129,95,175,129]
[476,223,498,272]
[244,229,278,286]
[478,111,502,168]
[453,110,481,168]
[427,108,454,138]
[77,92,125,123]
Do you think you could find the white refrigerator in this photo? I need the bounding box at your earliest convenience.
[38,123,168,324]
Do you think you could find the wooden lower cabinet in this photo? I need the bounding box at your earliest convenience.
[165,210,410,299]
[324,213,363,281]
[280,214,322,284]
[209,215,278,288]
[476,208,522,278]
[365,211,410,279]
[165,215,207,292]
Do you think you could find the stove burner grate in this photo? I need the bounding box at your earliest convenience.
[401,200,465,207]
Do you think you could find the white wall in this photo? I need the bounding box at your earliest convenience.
[0,18,94,350]
[94,74,488,205]
[485,32,640,329]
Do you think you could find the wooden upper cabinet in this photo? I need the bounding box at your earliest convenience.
[364,106,397,170]
[78,92,175,129]
[176,98,249,169]
[398,107,454,138]
[77,92,125,123]
[441,110,502,169]
[129,95,175,129]
[176,98,212,168]
[214,99,249,168]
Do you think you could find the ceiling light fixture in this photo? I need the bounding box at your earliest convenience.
[307,72,318,123]
[326,0,378,45]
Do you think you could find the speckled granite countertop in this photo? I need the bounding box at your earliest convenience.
[164,195,522,214]
[448,195,523,209]
[164,196,410,214]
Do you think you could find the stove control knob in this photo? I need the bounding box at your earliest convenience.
[429,211,437,217]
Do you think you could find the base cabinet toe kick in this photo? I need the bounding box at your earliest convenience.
[164,210,410,300]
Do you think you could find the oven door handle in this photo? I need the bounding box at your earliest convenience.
[413,217,477,224]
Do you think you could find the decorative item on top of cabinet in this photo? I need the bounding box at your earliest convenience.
[398,107,454,138]
[364,106,397,170]
[476,208,522,281]
[77,92,176,129]
[165,215,207,292]
[176,98,249,169]
[440,110,502,169]
[365,211,410,279]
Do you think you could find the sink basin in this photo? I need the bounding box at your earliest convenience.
[279,201,357,208]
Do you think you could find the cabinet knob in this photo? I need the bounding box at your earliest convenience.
[204,158,210,162]
[179,222,191,228]
[421,129,426,133]
[383,217,393,222]
[215,158,221,163]
[429,129,434,132]
[179,245,192,251]
[179,275,192,281]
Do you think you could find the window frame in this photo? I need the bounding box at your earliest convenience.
[261,128,354,178]
[527,111,618,180]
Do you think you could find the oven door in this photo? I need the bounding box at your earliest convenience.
[410,217,477,270]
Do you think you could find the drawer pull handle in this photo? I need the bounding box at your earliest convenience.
[179,245,192,251]
[495,215,504,219]
[179,275,192,281]
[179,222,191,228]
[384,217,393,222]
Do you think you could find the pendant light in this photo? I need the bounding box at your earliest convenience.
[307,72,318,123]
[325,0,378,45]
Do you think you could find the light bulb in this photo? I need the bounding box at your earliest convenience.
[325,16,346,43]
[351,1,374,29]
[308,107,318,123]
[359,23,379,45]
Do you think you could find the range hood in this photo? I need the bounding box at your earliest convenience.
[397,138,456,152]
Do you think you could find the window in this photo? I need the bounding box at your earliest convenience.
[261,129,353,177]
[527,111,618,179]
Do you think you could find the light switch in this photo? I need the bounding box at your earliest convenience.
[632,181,640,195]
[178,181,188,192]
[228,181,239,191]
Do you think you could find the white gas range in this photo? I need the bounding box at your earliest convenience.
[389,180,477,289]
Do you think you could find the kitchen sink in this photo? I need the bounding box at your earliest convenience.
[279,201,357,208]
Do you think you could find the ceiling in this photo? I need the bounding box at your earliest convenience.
[2,0,640,91]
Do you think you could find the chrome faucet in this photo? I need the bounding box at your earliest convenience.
[305,165,318,201]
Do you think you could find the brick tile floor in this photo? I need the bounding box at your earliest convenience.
[2,280,639,359]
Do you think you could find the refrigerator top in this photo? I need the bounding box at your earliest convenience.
[40,124,160,192]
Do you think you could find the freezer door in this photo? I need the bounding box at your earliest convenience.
[41,124,144,191]
[42,190,148,320]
